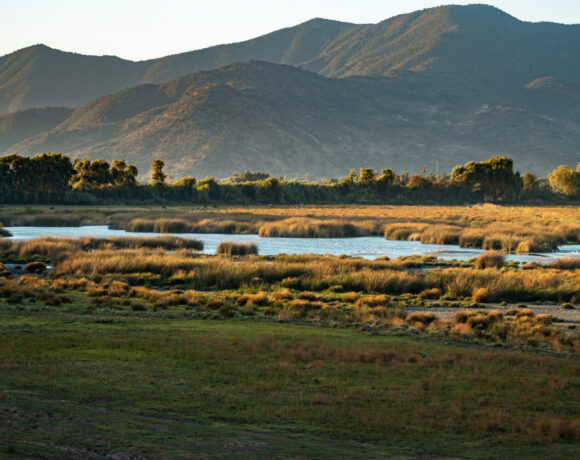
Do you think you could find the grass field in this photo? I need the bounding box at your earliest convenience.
[1,310,579,459]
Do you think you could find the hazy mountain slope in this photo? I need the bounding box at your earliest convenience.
[0,45,148,114]
[0,107,73,152]
[140,18,355,83]
[7,61,580,178]
[2,5,580,114]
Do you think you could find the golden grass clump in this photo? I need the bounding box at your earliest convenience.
[474,251,505,269]
[545,256,580,270]
[407,312,436,326]
[355,294,390,308]
[418,288,441,299]
[297,291,319,301]
[472,287,493,303]
[258,218,373,238]
[383,223,429,240]
[271,288,293,301]
[419,225,462,245]
[236,291,270,306]
[216,241,258,256]
[341,291,361,303]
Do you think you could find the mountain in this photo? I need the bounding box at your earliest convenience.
[2,5,580,114]
[1,4,580,177]
[5,61,579,178]
[0,107,73,152]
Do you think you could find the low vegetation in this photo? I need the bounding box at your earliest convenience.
[216,241,258,256]
[0,230,578,457]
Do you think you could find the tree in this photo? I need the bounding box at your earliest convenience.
[150,159,166,186]
[111,160,138,188]
[451,156,522,202]
[70,159,113,191]
[358,168,376,185]
[377,169,397,185]
[31,153,74,201]
[548,165,580,198]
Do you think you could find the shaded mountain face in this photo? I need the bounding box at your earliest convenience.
[2,5,580,114]
[4,61,579,178]
[1,4,580,178]
[0,107,73,152]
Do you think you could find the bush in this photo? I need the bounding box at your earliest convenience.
[475,251,505,269]
[24,261,47,273]
[216,241,258,256]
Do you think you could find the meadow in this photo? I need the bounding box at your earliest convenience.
[0,204,579,458]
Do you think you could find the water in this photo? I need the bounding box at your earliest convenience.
[5,226,580,263]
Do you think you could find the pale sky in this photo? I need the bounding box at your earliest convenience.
[2,0,580,61]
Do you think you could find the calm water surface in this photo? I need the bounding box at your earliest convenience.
[6,226,580,264]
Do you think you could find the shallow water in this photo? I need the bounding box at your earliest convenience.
[5,226,580,263]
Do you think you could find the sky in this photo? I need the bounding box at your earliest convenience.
[3,0,580,61]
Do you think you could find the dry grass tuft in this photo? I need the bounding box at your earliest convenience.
[216,241,258,256]
[474,251,505,269]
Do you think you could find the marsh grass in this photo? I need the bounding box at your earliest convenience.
[125,218,256,234]
[0,236,203,261]
[216,241,258,256]
[474,251,505,269]
[258,218,380,238]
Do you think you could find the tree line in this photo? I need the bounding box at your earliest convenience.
[0,153,578,205]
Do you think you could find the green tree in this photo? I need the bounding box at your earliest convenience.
[358,168,376,185]
[111,160,138,188]
[150,159,166,186]
[548,165,580,198]
[70,159,113,191]
[377,169,397,185]
[451,156,522,202]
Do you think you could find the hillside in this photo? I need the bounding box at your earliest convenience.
[2,5,580,114]
[5,61,579,178]
[2,4,580,177]
[0,107,73,152]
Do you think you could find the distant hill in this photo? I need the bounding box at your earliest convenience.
[2,5,580,114]
[0,107,73,152]
[5,61,579,178]
[2,4,580,177]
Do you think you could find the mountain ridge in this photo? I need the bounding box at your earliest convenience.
[2,4,580,114]
[2,4,580,178]
[4,61,579,178]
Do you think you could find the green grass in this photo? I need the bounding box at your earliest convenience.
[0,310,579,459]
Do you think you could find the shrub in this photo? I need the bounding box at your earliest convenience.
[216,241,258,256]
[24,261,47,273]
[259,218,371,238]
[272,288,293,301]
[297,291,318,301]
[341,291,360,303]
[474,251,505,269]
[420,225,461,245]
[237,291,269,306]
[418,288,441,299]
[472,287,493,303]
[407,312,436,325]
[515,309,535,319]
